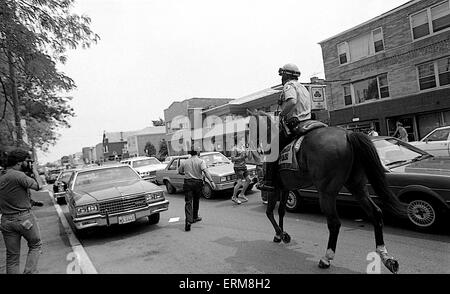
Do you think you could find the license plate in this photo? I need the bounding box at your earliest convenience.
[118,214,136,224]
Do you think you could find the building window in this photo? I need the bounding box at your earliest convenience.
[411,1,450,40]
[437,57,450,86]
[411,10,430,39]
[337,27,384,64]
[431,1,450,33]
[417,57,450,90]
[344,74,389,105]
[354,77,379,103]
[343,85,352,106]
[373,28,384,53]
[378,74,390,98]
[338,42,349,65]
[418,62,437,90]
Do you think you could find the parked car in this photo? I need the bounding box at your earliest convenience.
[52,169,77,204]
[155,152,258,199]
[65,164,169,233]
[409,126,450,157]
[285,136,450,232]
[120,156,167,183]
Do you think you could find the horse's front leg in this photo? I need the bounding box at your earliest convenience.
[278,191,291,244]
[266,191,282,242]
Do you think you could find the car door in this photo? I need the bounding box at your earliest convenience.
[421,128,450,157]
[65,173,76,216]
[166,159,181,189]
[175,158,188,189]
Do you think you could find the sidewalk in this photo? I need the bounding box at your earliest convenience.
[0,187,73,274]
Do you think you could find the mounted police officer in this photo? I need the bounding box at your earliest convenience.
[257,63,312,192]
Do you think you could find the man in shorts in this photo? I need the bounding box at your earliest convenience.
[230,144,251,204]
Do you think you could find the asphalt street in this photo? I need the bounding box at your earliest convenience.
[59,187,450,274]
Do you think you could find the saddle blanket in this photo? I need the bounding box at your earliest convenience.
[279,136,305,171]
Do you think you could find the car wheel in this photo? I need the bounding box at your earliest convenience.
[203,183,213,199]
[164,181,176,194]
[148,213,160,225]
[406,197,442,231]
[286,190,302,212]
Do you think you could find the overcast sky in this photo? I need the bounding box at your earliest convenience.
[37,0,409,164]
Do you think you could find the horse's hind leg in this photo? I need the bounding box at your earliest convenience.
[266,190,282,242]
[278,191,291,243]
[346,184,399,274]
[318,193,341,269]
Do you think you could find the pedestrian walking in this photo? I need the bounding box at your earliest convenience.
[178,148,216,232]
[0,149,44,274]
[393,122,408,142]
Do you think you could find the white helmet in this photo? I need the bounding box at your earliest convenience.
[279,63,301,77]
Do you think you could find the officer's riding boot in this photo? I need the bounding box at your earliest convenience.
[256,162,275,192]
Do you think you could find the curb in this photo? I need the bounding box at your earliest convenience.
[47,190,98,274]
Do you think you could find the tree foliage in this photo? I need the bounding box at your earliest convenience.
[152,118,165,127]
[0,0,99,153]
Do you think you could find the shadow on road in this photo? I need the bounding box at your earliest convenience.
[214,236,360,274]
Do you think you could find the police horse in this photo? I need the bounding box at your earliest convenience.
[249,110,406,274]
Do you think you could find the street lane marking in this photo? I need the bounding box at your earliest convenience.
[47,189,98,274]
[169,217,180,223]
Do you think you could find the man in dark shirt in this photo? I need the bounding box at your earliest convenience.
[0,149,44,274]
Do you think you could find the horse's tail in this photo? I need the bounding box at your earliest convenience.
[347,132,407,218]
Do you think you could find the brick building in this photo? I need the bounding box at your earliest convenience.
[319,0,450,140]
[164,98,233,155]
[126,126,166,158]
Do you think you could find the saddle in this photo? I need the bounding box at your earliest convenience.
[279,120,328,171]
[289,119,328,137]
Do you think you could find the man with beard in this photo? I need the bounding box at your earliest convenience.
[0,149,44,274]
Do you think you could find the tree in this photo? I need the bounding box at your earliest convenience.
[157,139,168,159]
[0,0,99,149]
[152,118,165,127]
[144,142,156,157]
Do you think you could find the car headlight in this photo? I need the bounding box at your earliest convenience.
[146,191,164,202]
[220,177,227,182]
[76,204,99,216]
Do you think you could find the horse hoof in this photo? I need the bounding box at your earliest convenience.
[281,232,291,244]
[318,259,330,269]
[384,258,399,274]
[273,236,282,243]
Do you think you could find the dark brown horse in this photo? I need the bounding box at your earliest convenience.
[251,111,407,274]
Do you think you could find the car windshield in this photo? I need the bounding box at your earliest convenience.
[373,138,427,167]
[200,153,231,166]
[58,171,73,183]
[74,166,139,189]
[132,158,161,168]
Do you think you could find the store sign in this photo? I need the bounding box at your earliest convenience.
[310,86,327,110]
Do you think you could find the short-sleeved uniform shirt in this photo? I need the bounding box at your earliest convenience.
[0,169,36,214]
[178,156,207,180]
[280,80,312,122]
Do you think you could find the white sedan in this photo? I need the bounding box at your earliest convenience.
[409,126,450,157]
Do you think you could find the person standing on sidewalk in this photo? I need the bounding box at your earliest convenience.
[178,148,216,232]
[0,149,44,274]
